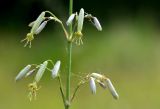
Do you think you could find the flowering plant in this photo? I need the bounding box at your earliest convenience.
[15,0,119,109]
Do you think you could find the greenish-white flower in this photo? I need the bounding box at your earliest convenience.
[52,60,61,78]
[106,78,119,99]
[31,12,45,33]
[35,61,48,82]
[93,17,102,31]
[35,21,48,35]
[21,12,46,48]
[77,8,84,33]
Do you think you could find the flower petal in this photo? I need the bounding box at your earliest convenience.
[93,17,102,31]
[31,12,45,34]
[52,60,61,78]
[66,13,76,26]
[35,61,48,82]
[35,21,48,35]
[15,65,31,81]
[106,79,119,99]
[77,8,84,32]
[89,77,96,94]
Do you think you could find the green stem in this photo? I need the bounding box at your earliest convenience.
[65,41,72,109]
[65,0,73,109]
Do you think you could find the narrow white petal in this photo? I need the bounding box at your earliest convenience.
[52,60,61,78]
[35,61,48,82]
[77,8,84,32]
[31,12,45,33]
[35,21,47,35]
[15,65,31,81]
[89,77,96,94]
[93,17,102,31]
[90,73,103,79]
[106,79,119,99]
[66,14,75,26]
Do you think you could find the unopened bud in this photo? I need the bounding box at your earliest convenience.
[15,65,31,81]
[89,77,96,94]
[93,17,102,31]
[35,21,47,35]
[35,61,48,82]
[52,60,61,78]
[77,8,84,32]
[106,79,119,99]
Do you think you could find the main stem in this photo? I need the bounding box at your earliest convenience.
[65,0,73,109]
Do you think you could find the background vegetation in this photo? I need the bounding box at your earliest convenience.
[0,0,160,109]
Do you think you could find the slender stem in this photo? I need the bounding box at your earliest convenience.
[57,75,66,107]
[65,0,73,109]
[71,81,85,102]
[65,41,72,109]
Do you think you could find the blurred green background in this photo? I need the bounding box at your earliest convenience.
[0,0,160,109]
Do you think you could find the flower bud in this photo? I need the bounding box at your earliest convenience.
[93,17,102,31]
[106,79,119,99]
[90,73,103,80]
[89,77,96,94]
[77,8,84,32]
[15,65,31,81]
[35,21,47,35]
[52,60,61,78]
[66,13,76,26]
[31,12,45,34]
[35,61,48,82]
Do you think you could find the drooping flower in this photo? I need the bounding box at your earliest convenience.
[106,78,119,99]
[93,17,102,31]
[21,12,46,48]
[31,12,46,33]
[35,61,48,83]
[52,60,61,78]
[89,77,96,94]
[35,21,48,35]
[15,65,31,81]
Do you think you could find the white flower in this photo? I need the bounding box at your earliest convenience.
[93,17,102,31]
[15,65,31,81]
[35,61,48,82]
[35,21,48,35]
[52,60,61,78]
[77,8,84,32]
[31,12,45,34]
[66,13,76,26]
[89,77,96,94]
[106,78,119,99]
